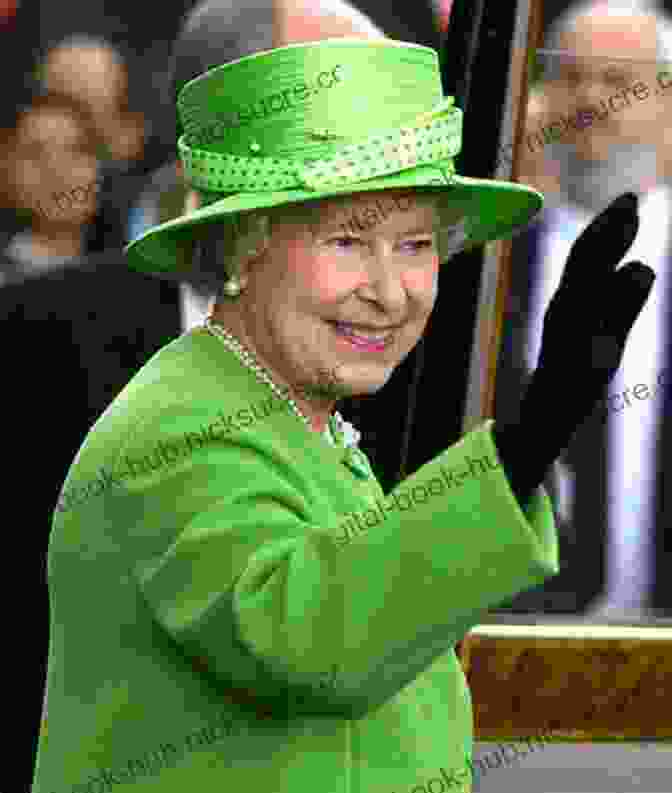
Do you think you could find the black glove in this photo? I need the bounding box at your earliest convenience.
[493,191,656,507]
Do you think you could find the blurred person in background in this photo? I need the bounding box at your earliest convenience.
[495,0,672,619]
[39,34,146,165]
[0,2,168,790]
[0,65,180,520]
[0,91,100,285]
[38,34,148,251]
[3,54,180,793]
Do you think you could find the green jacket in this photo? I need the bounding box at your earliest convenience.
[32,326,559,793]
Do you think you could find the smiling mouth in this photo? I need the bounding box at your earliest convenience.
[328,320,398,349]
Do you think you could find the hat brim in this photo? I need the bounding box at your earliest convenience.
[124,163,543,278]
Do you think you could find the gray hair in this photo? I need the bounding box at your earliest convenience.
[190,202,322,298]
[541,0,672,80]
[191,211,271,297]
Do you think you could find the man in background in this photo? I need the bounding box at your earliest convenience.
[495,0,672,619]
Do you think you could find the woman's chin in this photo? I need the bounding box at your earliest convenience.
[335,366,395,397]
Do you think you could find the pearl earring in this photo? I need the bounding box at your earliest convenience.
[223,277,242,298]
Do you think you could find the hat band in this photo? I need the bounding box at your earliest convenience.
[179,99,462,194]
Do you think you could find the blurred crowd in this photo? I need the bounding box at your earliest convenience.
[0,36,139,280]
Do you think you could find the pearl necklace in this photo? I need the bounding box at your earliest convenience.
[203,316,311,428]
[203,317,372,475]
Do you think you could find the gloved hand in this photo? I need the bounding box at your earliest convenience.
[493,191,656,507]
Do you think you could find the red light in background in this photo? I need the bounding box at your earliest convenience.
[0,0,17,25]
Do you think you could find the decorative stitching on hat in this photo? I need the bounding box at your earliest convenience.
[179,105,462,193]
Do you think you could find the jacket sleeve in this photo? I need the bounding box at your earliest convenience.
[119,410,559,719]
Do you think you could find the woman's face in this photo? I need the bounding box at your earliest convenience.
[228,189,446,400]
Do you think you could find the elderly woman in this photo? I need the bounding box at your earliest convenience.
[33,38,653,793]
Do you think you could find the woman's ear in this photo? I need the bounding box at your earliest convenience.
[235,214,271,280]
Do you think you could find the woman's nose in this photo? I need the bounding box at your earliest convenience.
[574,76,606,107]
[357,246,408,311]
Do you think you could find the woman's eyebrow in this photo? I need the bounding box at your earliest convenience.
[395,224,436,237]
[316,216,362,233]
[311,220,353,236]
[316,223,436,237]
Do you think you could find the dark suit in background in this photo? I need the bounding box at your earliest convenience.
[5,250,181,787]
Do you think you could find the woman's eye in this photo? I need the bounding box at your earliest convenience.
[327,236,362,249]
[399,239,435,253]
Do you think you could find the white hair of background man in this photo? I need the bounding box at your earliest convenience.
[542,0,672,79]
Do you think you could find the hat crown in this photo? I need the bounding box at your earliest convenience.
[178,38,445,160]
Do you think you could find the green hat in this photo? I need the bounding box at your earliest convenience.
[124,38,543,277]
